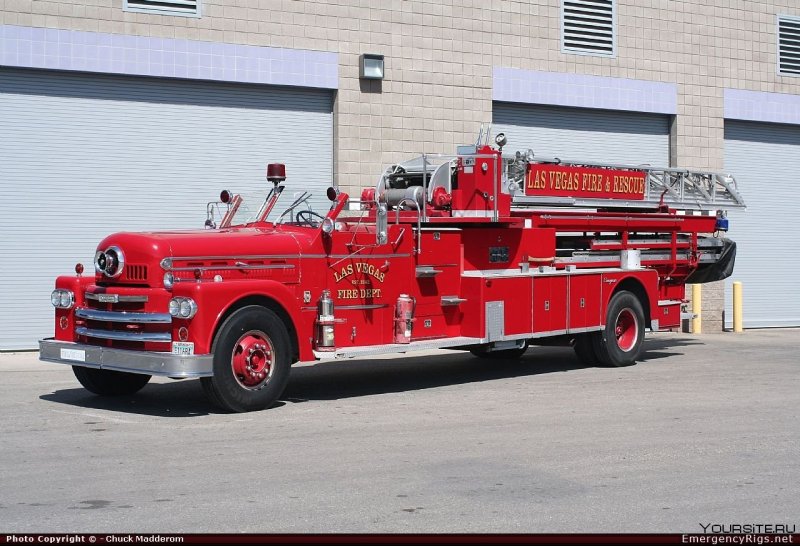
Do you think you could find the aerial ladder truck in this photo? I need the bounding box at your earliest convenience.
[40,129,745,412]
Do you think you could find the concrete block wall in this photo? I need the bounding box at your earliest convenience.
[7,1,800,181]
[4,0,800,330]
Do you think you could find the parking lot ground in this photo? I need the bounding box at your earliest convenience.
[0,329,798,533]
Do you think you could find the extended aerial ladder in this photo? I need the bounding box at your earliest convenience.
[502,147,746,285]
[506,150,746,212]
[366,129,745,288]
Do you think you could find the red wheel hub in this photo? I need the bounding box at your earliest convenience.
[231,330,274,389]
[614,309,638,352]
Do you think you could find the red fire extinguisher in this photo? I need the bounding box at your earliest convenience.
[394,294,416,344]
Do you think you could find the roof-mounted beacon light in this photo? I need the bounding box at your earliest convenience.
[715,210,729,232]
[267,163,286,186]
[256,164,288,223]
[220,190,232,204]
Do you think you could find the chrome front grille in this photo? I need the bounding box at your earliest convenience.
[75,326,171,342]
[78,289,170,345]
[75,308,171,324]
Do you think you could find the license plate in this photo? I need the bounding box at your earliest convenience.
[171,342,194,356]
[60,348,86,362]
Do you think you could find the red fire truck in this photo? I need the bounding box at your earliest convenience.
[39,129,745,412]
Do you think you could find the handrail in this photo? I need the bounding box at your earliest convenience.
[394,198,422,255]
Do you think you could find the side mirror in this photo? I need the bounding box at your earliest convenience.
[220,190,233,204]
[326,186,338,202]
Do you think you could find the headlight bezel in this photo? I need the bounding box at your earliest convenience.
[168,297,198,319]
[50,289,75,309]
[94,246,125,278]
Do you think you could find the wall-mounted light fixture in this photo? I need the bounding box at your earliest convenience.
[359,54,384,80]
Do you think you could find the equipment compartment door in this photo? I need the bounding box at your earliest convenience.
[532,276,568,333]
[483,277,533,336]
[569,274,602,331]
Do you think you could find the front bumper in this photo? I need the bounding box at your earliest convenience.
[39,338,213,378]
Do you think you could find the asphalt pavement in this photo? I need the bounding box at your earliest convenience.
[0,329,797,533]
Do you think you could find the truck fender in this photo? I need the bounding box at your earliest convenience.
[174,280,306,360]
[602,272,658,329]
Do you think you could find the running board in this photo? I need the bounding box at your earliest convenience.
[313,336,483,360]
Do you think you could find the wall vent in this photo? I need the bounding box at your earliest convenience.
[124,0,200,17]
[562,0,615,57]
[778,15,800,76]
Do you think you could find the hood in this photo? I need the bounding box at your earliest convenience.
[94,226,310,286]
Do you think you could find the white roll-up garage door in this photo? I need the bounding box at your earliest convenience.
[493,103,670,167]
[724,121,799,328]
[0,67,333,350]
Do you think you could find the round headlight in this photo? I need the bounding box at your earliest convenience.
[164,272,174,289]
[321,217,335,234]
[169,297,197,319]
[59,291,73,308]
[94,247,124,277]
[51,290,74,309]
[104,246,124,277]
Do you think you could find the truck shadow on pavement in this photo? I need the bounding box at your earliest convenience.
[283,337,701,401]
[39,336,701,417]
[40,378,215,417]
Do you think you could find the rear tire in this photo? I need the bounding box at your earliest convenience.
[470,341,528,360]
[72,366,151,396]
[201,305,292,413]
[593,290,645,367]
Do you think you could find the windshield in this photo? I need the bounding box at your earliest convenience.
[220,188,330,228]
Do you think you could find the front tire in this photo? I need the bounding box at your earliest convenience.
[592,290,646,367]
[201,306,292,413]
[72,366,151,395]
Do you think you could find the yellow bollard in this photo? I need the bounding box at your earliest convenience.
[691,284,702,334]
[733,281,743,333]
